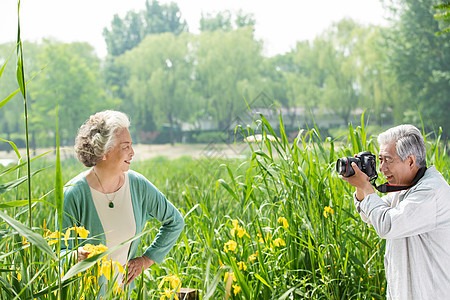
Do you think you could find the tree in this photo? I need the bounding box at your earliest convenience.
[200,10,256,32]
[118,32,194,145]
[355,26,401,126]
[103,0,187,57]
[143,0,187,35]
[434,1,450,35]
[103,12,143,57]
[282,40,326,127]
[0,41,44,149]
[317,19,366,125]
[195,27,264,129]
[29,41,113,146]
[384,0,450,136]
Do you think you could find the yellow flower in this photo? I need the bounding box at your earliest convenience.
[277,217,289,228]
[83,243,108,259]
[273,238,286,247]
[62,226,91,247]
[224,272,236,283]
[160,288,179,300]
[75,226,90,239]
[249,252,258,262]
[232,219,239,228]
[99,260,112,280]
[113,281,123,296]
[323,206,334,218]
[258,231,271,244]
[45,231,61,246]
[158,274,181,292]
[233,284,241,296]
[63,228,72,247]
[16,272,22,282]
[223,240,237,253]
[22,236,29,246]
[169,275,181,291]
[114,261,125,274]
[230,219,250,238]
[85,275,97,288]
[237,261,247,271]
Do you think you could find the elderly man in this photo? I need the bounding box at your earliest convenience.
[341,124,450,300]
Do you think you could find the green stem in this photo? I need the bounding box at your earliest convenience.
[16,0,33,295]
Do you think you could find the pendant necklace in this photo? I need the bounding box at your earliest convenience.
[93,168,121,208]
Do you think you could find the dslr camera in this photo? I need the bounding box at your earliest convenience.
[336,151,377,180]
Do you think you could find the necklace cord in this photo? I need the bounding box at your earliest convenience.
[92,168,121,207]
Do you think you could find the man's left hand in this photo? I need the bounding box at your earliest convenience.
[341,162,376,201]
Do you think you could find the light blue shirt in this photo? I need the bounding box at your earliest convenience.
[354,166,450,300]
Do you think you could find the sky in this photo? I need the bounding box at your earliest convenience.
[0,0,388,58]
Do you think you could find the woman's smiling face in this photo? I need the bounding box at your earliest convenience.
[378,141,417,186]
[105,128,134,172]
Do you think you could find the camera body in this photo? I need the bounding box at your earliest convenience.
[336,151,377,180]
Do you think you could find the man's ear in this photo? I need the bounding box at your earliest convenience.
[408,155,416,169]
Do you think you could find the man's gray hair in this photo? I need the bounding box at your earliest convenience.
[377,124,426,168]
[75,110,130,167]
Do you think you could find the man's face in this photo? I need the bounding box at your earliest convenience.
[378,142,417,186]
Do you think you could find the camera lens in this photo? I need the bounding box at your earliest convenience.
[336,159,345,175]
[336,157,356,177]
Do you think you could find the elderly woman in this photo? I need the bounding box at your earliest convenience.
[61,110,184,292]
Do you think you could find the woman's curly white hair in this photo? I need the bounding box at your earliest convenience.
[75,110,130,167]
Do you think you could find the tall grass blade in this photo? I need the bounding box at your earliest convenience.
[0,168,48,194]
[0,199,46,209]
[0,211,56,259]
[54,104,64,297]
[0,138,21,159]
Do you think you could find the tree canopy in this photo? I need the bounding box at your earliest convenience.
[1,0,448,148]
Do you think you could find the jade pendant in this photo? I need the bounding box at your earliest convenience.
[108,202,114,208]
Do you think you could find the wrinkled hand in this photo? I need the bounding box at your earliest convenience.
[124,255,154,285]
[340,162,375,201]
[77,247,90,262]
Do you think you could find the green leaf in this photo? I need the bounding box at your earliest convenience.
[254,273,273,290]
[0,199,46,209]
[0,58,9,79]
[0,88,21,110]
[33,278,77,298]
[0,211,56,259]
[0,148,52,177]
[0,168,48,195]
[218,179,238,201]
[55,105,64,232]
[0,66,42,110]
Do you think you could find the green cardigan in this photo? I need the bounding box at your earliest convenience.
[61,170,184,264]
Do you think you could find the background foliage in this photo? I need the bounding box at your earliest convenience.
[0,0,448,148]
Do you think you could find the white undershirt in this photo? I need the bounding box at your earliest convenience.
[90,172,136,281]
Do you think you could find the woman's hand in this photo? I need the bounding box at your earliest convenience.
[77,247,90,261]
[124,255,154,285]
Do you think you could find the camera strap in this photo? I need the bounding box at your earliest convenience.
[372,167,427,193]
